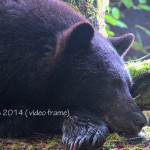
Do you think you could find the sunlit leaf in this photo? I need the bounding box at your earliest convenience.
[106,24,110,30]
[116,20,128,28]
[105,15,117,25]
[132,42,143,50]
[112,7,120,19]
[136,25,150,35]
[139,4,150,10]
[132,5,140,9]
[139,0,147,4]
[122,0,133,8]
[107,31,115,37]
[136,31,143,44]
[141,49,148,54]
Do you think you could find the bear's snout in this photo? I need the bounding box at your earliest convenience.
[132,112,147,133]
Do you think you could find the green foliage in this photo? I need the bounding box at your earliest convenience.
[139,4,150,10]
[132,42,143,51]
[139,0,147,4]
[105,4,128,37]
[112,7,120,19]
[122,0,133,8]
[105,15,116,25]
[105,14,127,29]
[106,24,115,37]
[136,25,150,36]
[105,0,150,54]
[61,0,150,57]
[132,32,148,55]
[116,20,128,28]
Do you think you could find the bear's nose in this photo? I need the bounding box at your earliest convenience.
[132,112,147,131]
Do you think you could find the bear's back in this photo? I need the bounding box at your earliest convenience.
[0,0,86,103]
[0,0,85,46]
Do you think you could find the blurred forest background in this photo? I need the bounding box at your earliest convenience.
[61,0,150,61]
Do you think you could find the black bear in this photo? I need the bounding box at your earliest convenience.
[0,0,147,149]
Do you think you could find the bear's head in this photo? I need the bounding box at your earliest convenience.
[54,22,147,134]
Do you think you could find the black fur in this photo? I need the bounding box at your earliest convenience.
[0,0,147,149]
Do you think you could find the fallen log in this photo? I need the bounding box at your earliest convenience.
[126,57,150,111]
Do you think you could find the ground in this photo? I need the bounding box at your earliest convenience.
[0,127,150,150]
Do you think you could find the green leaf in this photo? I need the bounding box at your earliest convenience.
[107,31,115,37]
[105,15,117,25]
[136,25,150,35]
[132,5,140,9]
[141,49,148,54]
[132,42,143,50]
[116,20,128,28]
[122,0,133,8]
[106,24,110,30]
[139,0,147,4]
[106,25,115,37]
[136,31,142,44]
[112,7,120,19]
[107,6,111,11]
[139,4,150,11]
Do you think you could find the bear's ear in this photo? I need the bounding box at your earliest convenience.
[109,33,135,59]
[64,22,94,50]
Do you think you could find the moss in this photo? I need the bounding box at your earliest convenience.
[103,130,150,149]
[0,134,62,149]
[103,133,125,149]
[45,135,62,149]
[97,0,109,37]
[106,133,125,141]
[135,88,150,105]
[104,134,125,149]
[126,59,150,79]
